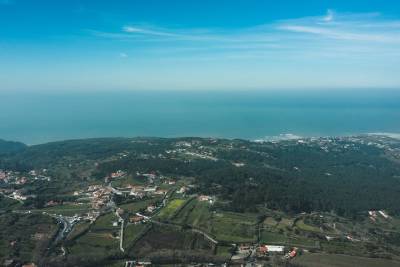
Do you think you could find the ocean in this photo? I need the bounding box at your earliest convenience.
[1,90,400,145]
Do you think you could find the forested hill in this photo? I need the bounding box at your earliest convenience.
[0,139,27,155]
[1,135,400,217]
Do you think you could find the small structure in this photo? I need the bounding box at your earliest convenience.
[177,186,187,194]
[258,245,284,254]
[146,205,156,213]
[379,210,389,219]
[130,215,144,224]
[198,195,212,202]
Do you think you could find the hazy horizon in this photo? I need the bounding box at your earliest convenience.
[1,89,399,145]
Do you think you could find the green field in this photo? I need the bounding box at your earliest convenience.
[68,232,119,256]
[39,203,90,216]
[119,198,160,214]
[111,175,146,187]
[67,221,91,241]
[211,212,257,243]
[172,199,212,231]
[296,219,322,233]
[91,212,119,230]
[156,198,186,220]
[293,253,400,267]
[260,231,287,244]
[216,245,233,257]
[124,223,147,244]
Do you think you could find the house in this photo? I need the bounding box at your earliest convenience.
[146,205,156,213]
[130,215,144,224]
[198,195,213,202]
[155,189,168,195]
[379,210,389,219]
[144,186,157,193]
[289,249,297,258]
[45,200,58,207]
[232,162,245,167]
[116,208,124,216]
[130,185,145,192]
[258,245,284,254]
[177,186,187,194]
[111,170,126,179]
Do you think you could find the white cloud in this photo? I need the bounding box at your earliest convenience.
[90,11,400,46]
[122,25,181,37]
[89,10,400,65]
[119,52,128,58]
[323,9,335,22]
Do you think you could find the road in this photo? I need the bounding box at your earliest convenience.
[120,219,125,252]
[116,210,125,252]
[53,215,72,244]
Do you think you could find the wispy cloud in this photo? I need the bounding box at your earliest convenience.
[323,9,335,22]
[87,10,400,64]
[279,10,400,43]
[122,25,181,37]
[93,10,400,44]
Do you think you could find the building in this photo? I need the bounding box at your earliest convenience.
[258,245,284,254]
[146,205,156,213]
[130,215,144,224]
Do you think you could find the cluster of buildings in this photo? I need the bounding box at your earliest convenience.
[368,210,390,222]
[0,169,51,186]
[86,185,113,209]
[0,187,35,202]
[126,184,167,198]
[233,244,297,263]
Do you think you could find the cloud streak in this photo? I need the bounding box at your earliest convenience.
[93,10,400,47]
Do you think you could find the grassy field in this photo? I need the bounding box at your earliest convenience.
[39,203,90,216]
[293,253,400,267]
[216,245,233,257]
[67,221,91,241]
[170,200,257,243]
[211,212,257,243]
[263,217,278,227]
[132,225,213,255]
[320,240,367,256]
[119,198,160,214]
[91,212,119,230]
[260,231,287,244]
[172,199,213,231]
[124,223,147,244]
[68,232,119,256]
[296,219,322,233]
[111,175,147,187]
[156,198,186,220]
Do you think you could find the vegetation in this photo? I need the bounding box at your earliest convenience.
[1,135,400,265]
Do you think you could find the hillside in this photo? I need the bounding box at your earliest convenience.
[0,139,27,155]
[1,135,400,266]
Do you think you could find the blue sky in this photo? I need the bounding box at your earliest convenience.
[1,0,400,91]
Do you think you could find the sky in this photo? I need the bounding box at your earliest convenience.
[1,0,400,91]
